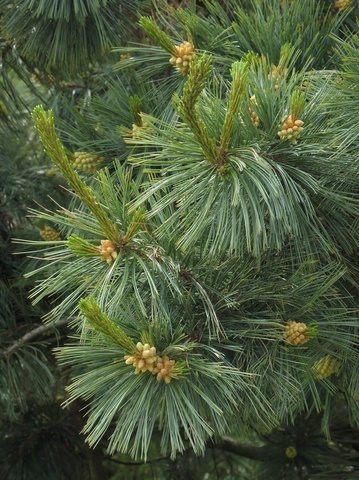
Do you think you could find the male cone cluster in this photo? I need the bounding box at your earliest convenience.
[313,355,340,379]
[132,117,149,139]
[124,342,157,374]
[99,239,118,264]
[278,114,304,143]
[334,0,351,10]
[73,151,104,173]
[249,95,260,127]
[269,64,286,90]
[283,320,310,345]
[124,342,177,384]
[169,41,195,75]
[39,225,61,241]
[153,355,176,384]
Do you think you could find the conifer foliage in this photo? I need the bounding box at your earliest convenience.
[1,1,359,479]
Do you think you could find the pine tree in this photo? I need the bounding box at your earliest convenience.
[1,1,359,479]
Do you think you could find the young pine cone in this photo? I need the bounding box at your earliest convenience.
[285,446,297,459]
[313,355,340,379]
[39,226,61,241]
[99,239,118,264]
[124,342,157,374]
[169,41,195,75]
[73,151,104,173]
[283,320,310,346]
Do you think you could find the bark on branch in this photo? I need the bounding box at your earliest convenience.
[211,436,270,461]
[1,318,70,359]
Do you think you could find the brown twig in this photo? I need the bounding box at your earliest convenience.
[210,436,270,461]
[1,318,70,359]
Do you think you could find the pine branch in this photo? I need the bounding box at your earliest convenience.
[32,106,123,245]
[172,54,219,165]
[107,455,169,465]
[84,443,107,480]
[139,17,177,55]
[1,318,70,359]
[219,58,250,155]
[67,235,101,256]
[211,436,270,461]
[129,95,142,126]
[78,297,135,352]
